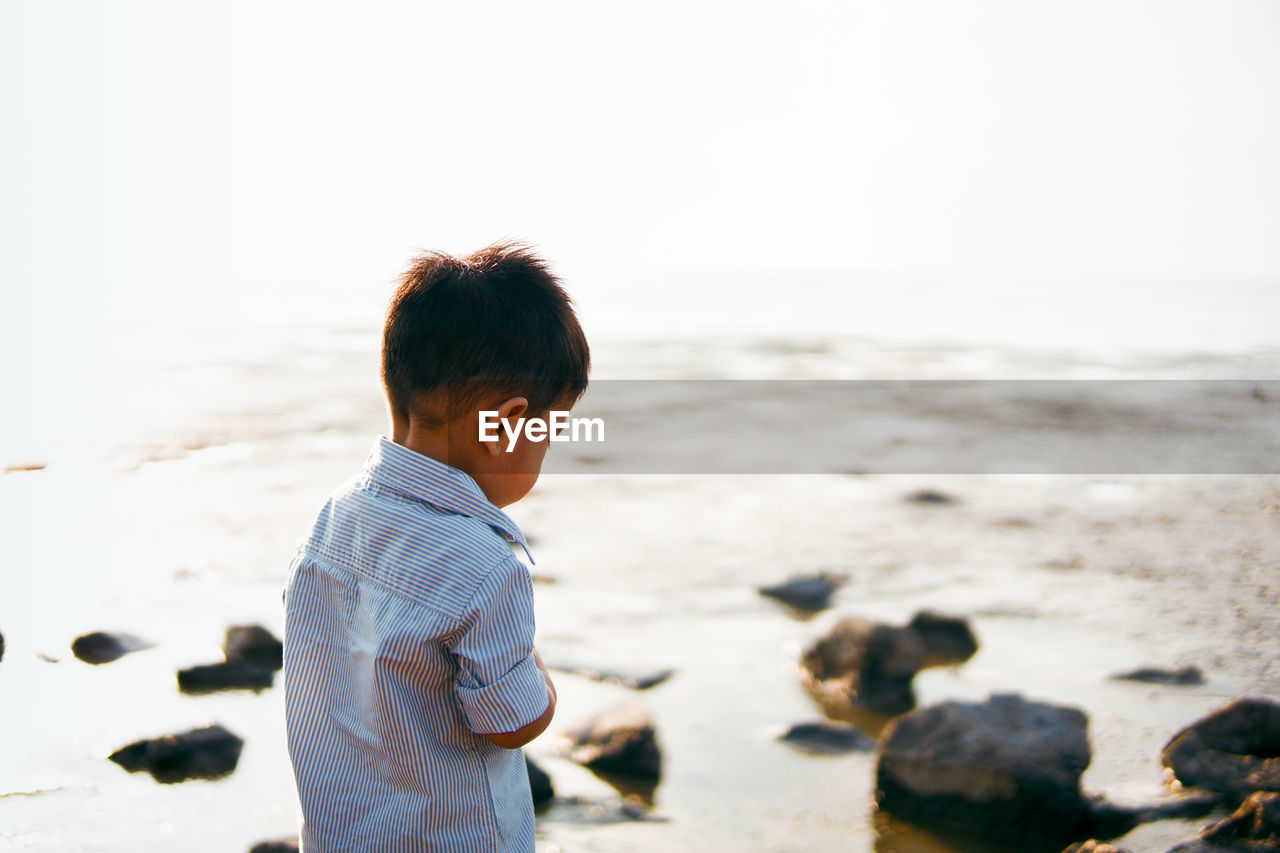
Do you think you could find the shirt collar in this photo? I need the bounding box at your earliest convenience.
[362,435,535,565]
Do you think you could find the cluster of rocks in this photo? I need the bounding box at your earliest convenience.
[871,691,1280,852]
[753,499,1280,853]
[61,623,285,848]
[63,624,283,695]
[7,625,282,794]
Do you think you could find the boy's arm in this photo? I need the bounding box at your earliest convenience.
[451,556,555,749]
[482,648,556,749]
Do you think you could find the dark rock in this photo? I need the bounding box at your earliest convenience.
[248,840,299,853]
[223,625,283,671]
[563,700,662,780]
[1111,665,1205,686]
[802,617,926,715]
[906,489,959,505]
[759,572,847,612]
[178,660,275,694]
[876,693,1093,851]
[71,631,150,665]
[1165,841,1243,852]
[777,721,877,755]
[548,662,674,691]
[1061,843,1132,853]
[1163,697,1280,798]
[1,630,5,662]
[526,756,554,807]
[908,610,979,665]
[1084,792,1226,840]
[108,724,244,783]
[1199,791,1280,849]
[1166,791,1280,852]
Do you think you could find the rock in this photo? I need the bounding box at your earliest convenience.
[759,572,847,612]
[1084,792,1226,841]
[70,631,150,665]
[1111,665,1205,686]
[1199,791,1280,848]
[802,617,926,715]
[1163,697,1280,798]
[1166,791,1280,852]
[223,625,283,671]
[548,662,674,691]
[1165,841,1242,852]
[526,755,554,807]
[777,721,878,755]
[876,693,1093,851]
[177,625,283,694]
[562,700,662,780]
[0,630,5,662]
[177,660,275,694]
[248,840,299,853]
[1061,843,1132,853]
[906,489,958,505]
[908,610,979,664]
[108,724,244,783]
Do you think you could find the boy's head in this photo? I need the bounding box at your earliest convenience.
[381,241,590,504]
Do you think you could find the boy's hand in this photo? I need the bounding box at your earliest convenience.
[482,646,557,750]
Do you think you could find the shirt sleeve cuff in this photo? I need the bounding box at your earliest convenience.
[455,652,549,736]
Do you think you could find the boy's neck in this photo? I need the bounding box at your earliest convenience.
[391,414,454,467]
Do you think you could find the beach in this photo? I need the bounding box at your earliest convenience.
[1,275,1277,851]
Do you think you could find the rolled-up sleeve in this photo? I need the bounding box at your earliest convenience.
[450,556,548,736]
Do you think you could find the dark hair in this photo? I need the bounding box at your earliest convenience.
[381,241,590,425]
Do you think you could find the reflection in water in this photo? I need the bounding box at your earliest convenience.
[874,809,975,853]
[802,673,899,739]
[584,768,660,809]
[540,794,671,826]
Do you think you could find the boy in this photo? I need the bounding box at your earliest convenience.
[283,242,590,852]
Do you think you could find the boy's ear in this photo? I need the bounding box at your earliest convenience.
[481,396,529,456]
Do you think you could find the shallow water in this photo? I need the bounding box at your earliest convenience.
[2,278,1278,851]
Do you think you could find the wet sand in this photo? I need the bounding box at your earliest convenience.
[2,425,1276,851]
[1,307,1277,851]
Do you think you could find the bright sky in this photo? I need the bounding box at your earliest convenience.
[3,1,1279,294]
[1,1,1278,461]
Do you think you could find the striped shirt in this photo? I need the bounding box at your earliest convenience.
[283,436,548,852]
